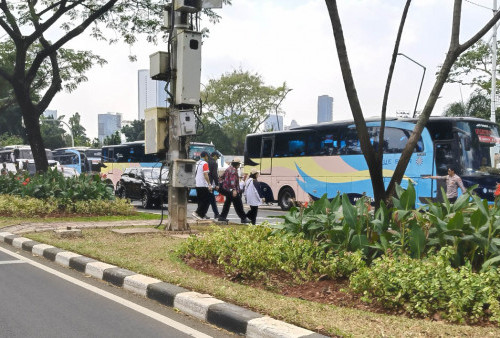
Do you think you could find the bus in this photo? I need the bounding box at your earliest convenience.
[100,140,219,188]
[52,147,102,174]
[244,117,500,210]
[0,145,56,173]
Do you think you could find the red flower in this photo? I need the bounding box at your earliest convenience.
[22,181,28,186]
[495,183,500,197]
[25,178,30,183]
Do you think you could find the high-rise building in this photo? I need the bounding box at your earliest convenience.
[263,114,283,131]
[98,112,122,144]
[317,95,333,123]
[43,109,57,119]
[138,69,168,120]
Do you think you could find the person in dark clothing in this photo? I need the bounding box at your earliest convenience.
[218,157,250,224]
[207,151,221,219]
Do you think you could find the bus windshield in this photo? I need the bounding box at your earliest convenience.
[456,121,500,174]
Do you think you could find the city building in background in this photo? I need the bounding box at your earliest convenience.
[317,95,333,123]
[138,69,168,120]
[263,114,283,131]
[43,109,57,119]
[98,112,122,144]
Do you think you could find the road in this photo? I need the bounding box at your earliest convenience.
[0,243,234,338]
[134,201,287,225]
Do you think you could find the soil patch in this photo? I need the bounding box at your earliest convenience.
[183,257,497,329]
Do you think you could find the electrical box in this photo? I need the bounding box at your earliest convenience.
[176,30,202,105]
[178,110,197,136]
[144,107,168,154]
[149,51,170,81]
[174,0,202,13]
[202,0,223,8]
[171,159,196,187]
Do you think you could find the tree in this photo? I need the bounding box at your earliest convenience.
[68,112,90,146]
[103,131,121,146]
[192,117,233,154]
[40,116,67,149]
[443,90,495,121]
[325,0,500,207]
[446,39,500,93]
[0,1,231,172]
[201,70,289,153]
[0,133,24,147]
[121,120,144,142]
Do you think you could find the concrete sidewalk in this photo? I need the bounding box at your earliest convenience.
[0,221,326,338]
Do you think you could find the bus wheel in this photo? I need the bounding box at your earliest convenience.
[278,187,295,211]
[117,185,126,199]
[142,191,152,209]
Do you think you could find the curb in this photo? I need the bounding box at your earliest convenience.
[0,232,326,338]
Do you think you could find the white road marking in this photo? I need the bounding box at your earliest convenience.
[0,246,212,338]
[0,260,27,265]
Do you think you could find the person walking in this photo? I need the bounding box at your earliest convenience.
[424,167,466,203]
[244,168,264,225]
[218,157,250,224]
[208,151,221,219]
[192,151,212,220]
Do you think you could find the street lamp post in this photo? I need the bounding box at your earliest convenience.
[397,53,426,118]
[275,88,293,131]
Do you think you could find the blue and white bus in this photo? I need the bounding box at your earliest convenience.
[244,117,500,210]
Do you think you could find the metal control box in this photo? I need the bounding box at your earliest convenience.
[171,159,196,187]
[144,107,167,154]
[177,110,197,136]
[174,0,202,13]
[176,30,202,105]
[149,51,169,81]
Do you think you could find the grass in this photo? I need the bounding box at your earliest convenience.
[24,225,500,337]
[0,213,162,228]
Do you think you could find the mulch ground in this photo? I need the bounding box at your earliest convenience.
[183,256,498,329]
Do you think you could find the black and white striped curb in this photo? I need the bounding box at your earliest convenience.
[0,232,326,338]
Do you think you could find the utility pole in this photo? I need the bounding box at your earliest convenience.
[492,0,498,123]
[147,1,223,231]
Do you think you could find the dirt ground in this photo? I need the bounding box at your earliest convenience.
[184,257,497,328]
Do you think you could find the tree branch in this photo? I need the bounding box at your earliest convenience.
[379,0,412,165]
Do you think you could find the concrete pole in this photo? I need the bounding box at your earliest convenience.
[166,14,189,231]
[492,0,498,123]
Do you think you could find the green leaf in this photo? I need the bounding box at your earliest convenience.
[409,224,426,259]
[341,194,357,230]
[349,234,369,252]
[481,255,500,272]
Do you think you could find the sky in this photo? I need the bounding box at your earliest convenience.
[49,0,497,139]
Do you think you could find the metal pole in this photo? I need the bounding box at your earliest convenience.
[491,0,498,123]
[397,53,426,118]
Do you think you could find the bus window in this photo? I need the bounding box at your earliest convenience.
[245,135,262,158]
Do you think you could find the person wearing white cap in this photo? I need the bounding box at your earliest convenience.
[244,168,264,224]
[218,157,251,224]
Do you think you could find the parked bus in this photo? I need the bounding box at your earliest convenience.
[0,145,55,173]
[244,117,500,210]
[52,147,102,174]
[100,141,219,187]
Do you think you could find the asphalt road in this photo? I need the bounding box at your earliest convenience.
[0,243,234,338]
[134,201,287,225]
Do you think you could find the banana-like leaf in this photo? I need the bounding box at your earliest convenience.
[481,255,500,272]
[342,194,357,230]
[409,223,426,259]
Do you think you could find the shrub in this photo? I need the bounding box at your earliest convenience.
[0,195,134,217]
[178,225,365,281]
[349,247,500,324]
[0,169,114,202]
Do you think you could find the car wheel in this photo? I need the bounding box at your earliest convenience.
[278,187,295,211]
[142,191,152,209]
[116,183,126,199]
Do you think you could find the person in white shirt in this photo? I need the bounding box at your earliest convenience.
[244,168,264,225]
[192,151,212,220]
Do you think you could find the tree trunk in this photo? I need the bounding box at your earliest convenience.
[22,108,48,172]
